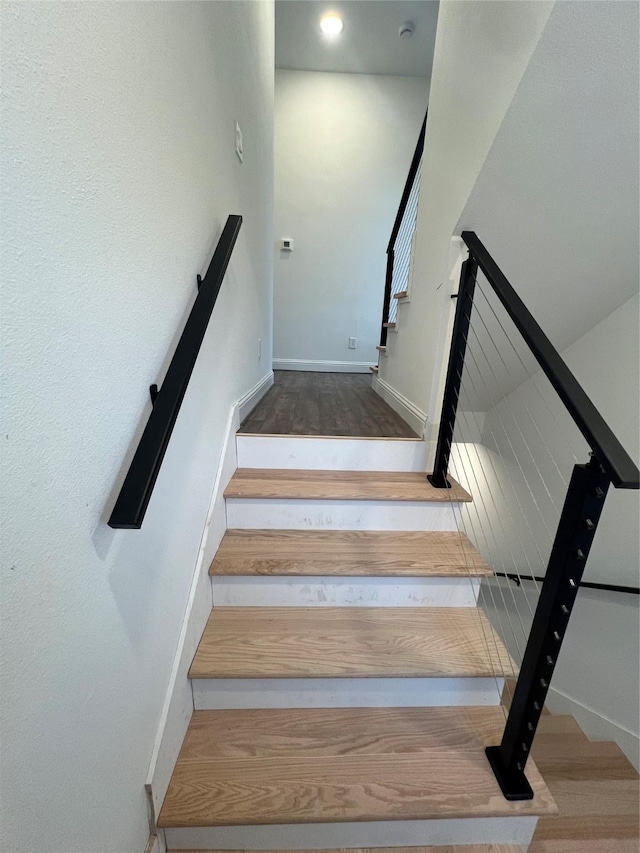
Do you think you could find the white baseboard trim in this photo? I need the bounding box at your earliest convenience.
[164,815,537,850]
[372,374,430,441]
[145,372,271,823]
[547,685,640,770]
[273,358,372,373]
[145,403,237,823]
[237,370,273,423]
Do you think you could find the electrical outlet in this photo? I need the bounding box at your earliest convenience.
[348,337,357,349]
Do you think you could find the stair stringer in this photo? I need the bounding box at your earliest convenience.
[143,373,274,826]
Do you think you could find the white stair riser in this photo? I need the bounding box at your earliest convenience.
[236,435,431,471]
[225,498,459,530]
[165,815,538,850]
[212,576,480,607]
[192,676,504,710]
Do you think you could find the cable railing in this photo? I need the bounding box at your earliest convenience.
[108,215,242,529]
[429,231,639,800]
[379,111,427,346]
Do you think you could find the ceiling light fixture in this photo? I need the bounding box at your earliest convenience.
[320,14,344,37]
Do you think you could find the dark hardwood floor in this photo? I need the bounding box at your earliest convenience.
[239,371,418,438]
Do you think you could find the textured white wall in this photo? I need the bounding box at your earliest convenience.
[274,70,428,369]
[0,3,273,852]
[449,294,639,764]
[380,0,554,417]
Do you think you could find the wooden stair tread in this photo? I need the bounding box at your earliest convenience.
[383,321,397,328]
[158,706,555,827]
[531,841,640,853]
[535,715,589,739]
[546,777,640,809]
[188,607,514,679]
[376,345,387,354]
[224,469,472,503]
[394,290,409,299]
[369,365,379,374]
[210,529,492,577]
[533,816,639,844]
[532,738,639,781]
[529,712,639,851]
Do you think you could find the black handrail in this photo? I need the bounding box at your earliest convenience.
[379,111,427,348]
[387,111,427,252]
[429,232,639,491]
[461,231,639,490]
[428,232,639,802]
[108,215,242,530]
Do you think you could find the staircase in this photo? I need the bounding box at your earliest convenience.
[156,433,557,850]
[530,714,639,852]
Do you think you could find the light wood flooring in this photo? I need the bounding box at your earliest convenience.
[224,469,472,503]
[529,718,639,852]
[210,530,492,577]
[158,706,554,828]
[188,607,513,679]
[166,713,639,851]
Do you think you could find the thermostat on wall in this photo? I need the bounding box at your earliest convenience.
[281,238,294,251]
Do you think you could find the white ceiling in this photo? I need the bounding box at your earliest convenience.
[275,1,439,77]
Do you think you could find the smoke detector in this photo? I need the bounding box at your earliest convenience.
[399,21,415,39]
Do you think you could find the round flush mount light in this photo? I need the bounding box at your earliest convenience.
[320,14,344,37]
[399,21,415,39]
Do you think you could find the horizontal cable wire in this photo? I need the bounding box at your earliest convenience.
[439,261,595,729]
[472,280,575,489]
[449,426,528,665]
[452,347,542,643]
[465,318,561,546]
[447,303,567,660]
[453,339,554,599]
[452,400,541,628]
[467,313,565,522]
[388,158,423,320]
[446,471,513,718]
[475,277,581,469]
[461,339,554,594]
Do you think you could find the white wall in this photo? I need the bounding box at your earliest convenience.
[273,70,428,371]
[383,1,639,425]
[0,3,274,852]
[457,0,639,355]
[449,294,639,765]
[380,0,554,418]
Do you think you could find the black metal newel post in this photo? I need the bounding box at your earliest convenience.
[379,249,395,347]
[486,453,611,799]
[427,254,478,488]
